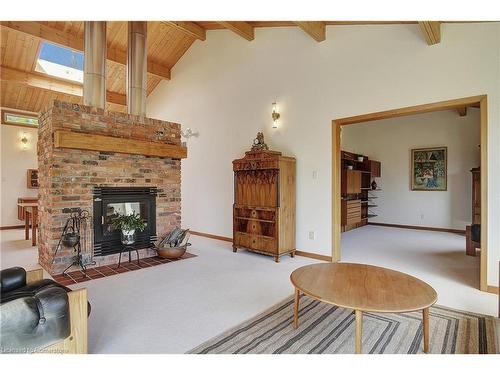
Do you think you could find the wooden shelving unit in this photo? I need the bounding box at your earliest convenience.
[341,150,381,232]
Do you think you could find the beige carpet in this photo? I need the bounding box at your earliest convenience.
[189,295,498,354]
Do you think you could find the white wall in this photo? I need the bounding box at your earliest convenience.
[0,125,38,226]
[147,23,500,286]
[342,110,480,230]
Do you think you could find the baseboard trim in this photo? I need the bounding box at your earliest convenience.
[369,222,466,235]
[190,231,233,243]
[295,250,332,262]
[190,231,330,262]
[486,285,499,295]
[0,225,25,230]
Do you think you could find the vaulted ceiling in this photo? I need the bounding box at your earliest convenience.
[0,21,442,115]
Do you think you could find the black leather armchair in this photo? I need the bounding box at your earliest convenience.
[0,267,89,354]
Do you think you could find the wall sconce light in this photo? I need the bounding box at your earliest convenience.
[21,132,28,150]
[272,102,280,129]
[181,128,199,139]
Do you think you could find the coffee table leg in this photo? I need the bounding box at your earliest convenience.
[355,310,363,354]
[423,307,429,353]
[294,288,300,329]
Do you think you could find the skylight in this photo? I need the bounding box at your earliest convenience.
[35,42,84,83]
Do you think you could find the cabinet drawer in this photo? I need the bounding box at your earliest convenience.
[234,232,277,253]
[346,215,361,225]
[347,210,361,218]
[346,199,361,207]
[234,207,276,222]
[347,208,361,216]
[233,160,279,171]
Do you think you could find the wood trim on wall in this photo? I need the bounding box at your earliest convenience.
[369,222,466,235]
[332,123,342,262]
[486,285,499,295]
[332,95,489,292]
[0,225,25,230]
[189,231,331,262]
[479,96,488,292]
[295,250,332,262]
[334,95,486,126]
[189,230,233,243]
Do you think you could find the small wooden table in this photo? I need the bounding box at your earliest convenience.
[17,203,38,246]
[290,263,437,354]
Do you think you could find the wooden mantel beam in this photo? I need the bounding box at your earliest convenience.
[54,130,187,159]
[0,21,171,80]
[294,21,326,42]
[217,21,254,41]
[0,65,126,106]
[163,21,206,41]
[418,21,441,45]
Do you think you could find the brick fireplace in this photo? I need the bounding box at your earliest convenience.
[37,100,186,275]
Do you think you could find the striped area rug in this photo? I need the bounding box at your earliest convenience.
[189,295,498,354]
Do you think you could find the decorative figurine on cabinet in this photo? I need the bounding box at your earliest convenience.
[251,132,269,151]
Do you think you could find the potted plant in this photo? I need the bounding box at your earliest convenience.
[112,212,147,245]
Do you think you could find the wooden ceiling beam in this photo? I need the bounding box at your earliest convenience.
[294,21,326,42]
[418,21,441,45]
[217,22,254,41]
[163,21,206,41]
[0,65,126,107]
[0,21,171,80]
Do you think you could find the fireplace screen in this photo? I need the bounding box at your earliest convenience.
[93,187,157,256]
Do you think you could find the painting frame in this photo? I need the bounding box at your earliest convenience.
[411,146,448,191]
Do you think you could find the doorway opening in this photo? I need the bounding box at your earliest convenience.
[331,95,489,292]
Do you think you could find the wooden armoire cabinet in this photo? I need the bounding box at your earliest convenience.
[232,149,296,262]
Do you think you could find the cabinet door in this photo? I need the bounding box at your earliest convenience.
[370,161,381,178]
[345,170,361,194]
[234,170,278,207]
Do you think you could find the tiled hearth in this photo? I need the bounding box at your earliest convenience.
[53,253,197,286]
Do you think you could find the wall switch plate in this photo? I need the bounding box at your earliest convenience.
[312,170,318,179]
[308,231,315,240]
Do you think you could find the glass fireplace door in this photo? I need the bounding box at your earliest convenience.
[103,201,144,236]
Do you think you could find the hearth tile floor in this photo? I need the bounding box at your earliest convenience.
[51,253,197,286]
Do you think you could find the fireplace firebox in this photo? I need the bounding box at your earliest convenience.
[93,187,157,256]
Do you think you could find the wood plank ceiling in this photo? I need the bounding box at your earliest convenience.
[0,21,442,115]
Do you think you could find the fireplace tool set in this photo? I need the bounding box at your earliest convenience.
[53,209,95,276]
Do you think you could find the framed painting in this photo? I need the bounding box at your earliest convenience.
[411,147,447,191]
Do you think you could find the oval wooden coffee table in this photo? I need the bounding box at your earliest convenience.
[290,262,437,354]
